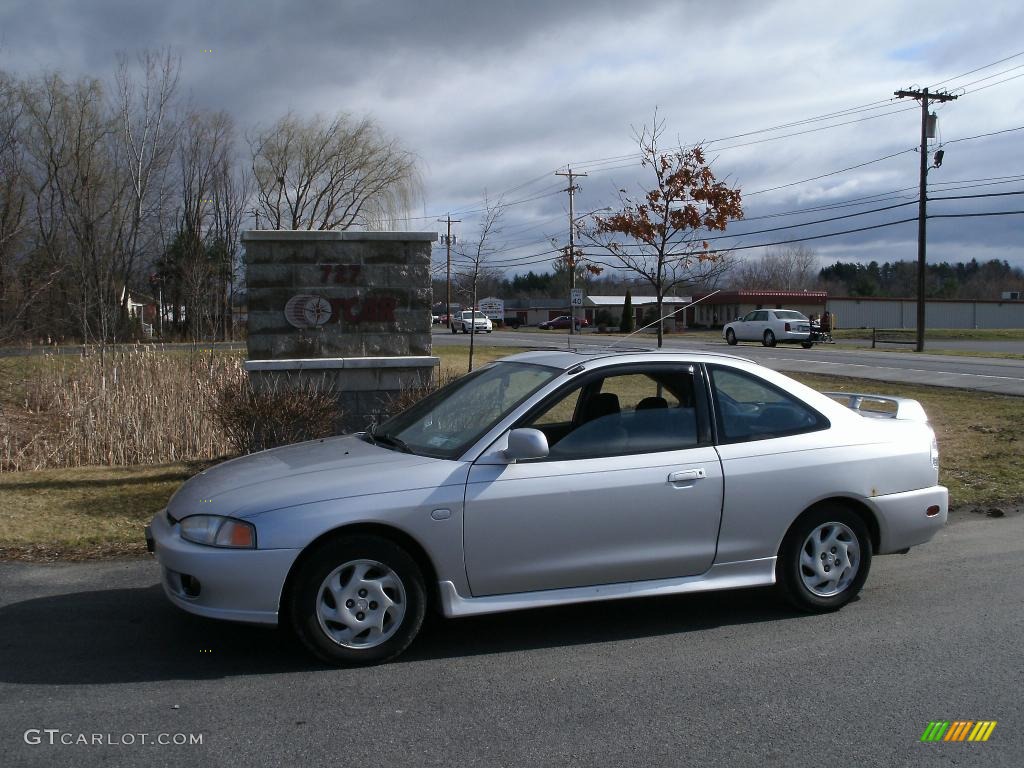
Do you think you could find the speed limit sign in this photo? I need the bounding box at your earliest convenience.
[570,288,584,306]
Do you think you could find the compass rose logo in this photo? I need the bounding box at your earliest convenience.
[284,294,333,329]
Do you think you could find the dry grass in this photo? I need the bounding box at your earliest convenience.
[213,375,339,455]
[1,348,243,471]
[435,346,530,377]
[0,462,197,560]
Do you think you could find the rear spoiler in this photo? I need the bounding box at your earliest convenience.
[822,392,929,423]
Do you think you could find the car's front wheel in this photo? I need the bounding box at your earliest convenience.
[726,328,737,345]
[289,535,427,666]
[801,340,813,349]
[763,329,776,347]
[776,507,872,613]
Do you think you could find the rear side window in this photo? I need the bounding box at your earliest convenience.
[709,367,828,443]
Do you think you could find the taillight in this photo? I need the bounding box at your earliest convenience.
[785,322,791,332]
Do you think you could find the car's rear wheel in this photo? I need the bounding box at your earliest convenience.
[801,340,813,349]
[763,329,776,347]
[449,324,456,334]
[776,507,872,613]
[289,535,426,666]
[726,328,737,345]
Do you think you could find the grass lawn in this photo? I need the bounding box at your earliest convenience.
[1,346,1020,561]
[0,463,199,561]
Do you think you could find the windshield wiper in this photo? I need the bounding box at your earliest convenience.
[368,426,413,454]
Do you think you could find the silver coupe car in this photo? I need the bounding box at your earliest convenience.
[147,350,947,665]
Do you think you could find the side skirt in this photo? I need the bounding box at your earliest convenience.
[438,557,777,618]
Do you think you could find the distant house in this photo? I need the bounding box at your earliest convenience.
[689,291,827,327]
[584,295,692,329]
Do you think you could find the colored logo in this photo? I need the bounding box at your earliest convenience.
[920,721,997,742]
[284,294,333,329]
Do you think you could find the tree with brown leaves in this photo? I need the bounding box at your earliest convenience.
[585,115,743,346]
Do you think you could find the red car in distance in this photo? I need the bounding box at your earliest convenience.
[538,315,589,330]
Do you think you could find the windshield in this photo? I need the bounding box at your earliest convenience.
[462,311,487,320]
[371,362,560,459]
[774,310,807,320]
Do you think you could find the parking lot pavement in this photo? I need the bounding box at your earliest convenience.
[1,511,1021,768]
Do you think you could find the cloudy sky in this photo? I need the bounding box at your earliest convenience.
[2,0,1023,276]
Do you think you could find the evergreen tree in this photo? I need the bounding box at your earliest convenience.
[620,289,634,333]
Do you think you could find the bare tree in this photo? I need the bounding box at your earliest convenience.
[583,114,743,346]
[177,109,236,340]
[454,197,503,372]
[114,49,181,322]
[249,111,421,231]
[209,153,251,340]
[20,73,135,344]
[0,70,28,340]
[728,245,819,290]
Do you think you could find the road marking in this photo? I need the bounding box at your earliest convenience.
[765,356,1024,382]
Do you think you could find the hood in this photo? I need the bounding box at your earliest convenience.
[167,434,462,519]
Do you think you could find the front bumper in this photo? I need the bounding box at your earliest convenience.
[147,510,300,625]
[871,485,948,553]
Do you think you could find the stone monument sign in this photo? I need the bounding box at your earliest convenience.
[242,230,438,430]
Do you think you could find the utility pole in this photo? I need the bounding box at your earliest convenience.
[555,168,587,336]
[894,86,958,351]
[438,214,460,331]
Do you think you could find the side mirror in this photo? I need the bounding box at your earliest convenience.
[505,428,549,462]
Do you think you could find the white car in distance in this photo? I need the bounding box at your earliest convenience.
[724,309,812,348]
[452,310,493,334]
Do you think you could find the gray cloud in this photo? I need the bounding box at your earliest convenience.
[1,0,1022,271]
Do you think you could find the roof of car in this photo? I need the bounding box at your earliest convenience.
[497,348,756,370]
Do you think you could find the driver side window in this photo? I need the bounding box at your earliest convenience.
[522,368,700,460]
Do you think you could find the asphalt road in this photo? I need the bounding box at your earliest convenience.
[0,511,1020,767]
[434,329,1024,396]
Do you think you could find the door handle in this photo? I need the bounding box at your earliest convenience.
[668,468,706,483]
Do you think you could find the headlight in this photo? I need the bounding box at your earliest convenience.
[179,515,256,548]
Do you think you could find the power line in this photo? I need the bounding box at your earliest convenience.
[582,217,917,260]
[745,148,916,196]
[697,200,918,241]
[951,63,1024,92]
[929,210,1024,218]
[928,189,1024,201]
[943,124,1024,145]
[962,70,1024,95]
[928,49,1024,88]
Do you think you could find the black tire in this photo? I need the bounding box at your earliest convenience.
[449,324,456,334]
[801,340,813,349]
[288,535,427,666]
[776,506,872,613]
[461,326,468,334]
[726,328,737,345]
[763,329,776,347]
[486,329,492,333]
